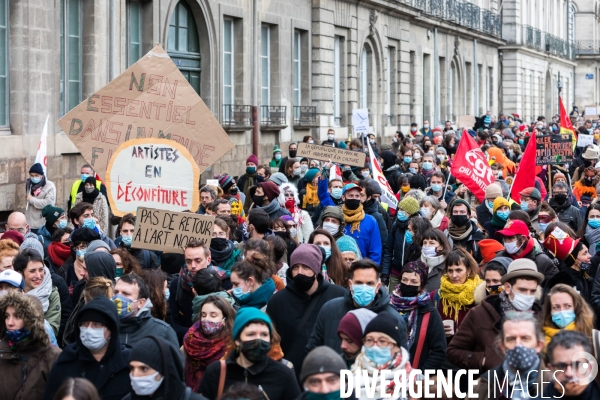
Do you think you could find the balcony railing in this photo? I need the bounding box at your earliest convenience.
[522,25,542,50]
[576,41,600,55]
[545,33,575,59]
[505,25,575,60]
[221,105,252,130]
[293,106,318,127]
[260,106,287,128]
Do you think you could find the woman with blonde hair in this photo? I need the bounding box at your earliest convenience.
[540,283,594,345]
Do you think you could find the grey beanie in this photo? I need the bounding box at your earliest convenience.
[269,172,288,186]
[87,240,111,253]
[347,308,378,332]
[20,233,44,258]
[300,346,347,384]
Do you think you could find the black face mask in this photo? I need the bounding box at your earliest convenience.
[274,231,289,240]
[344,199,361,210]
[363,198,375,208]
[293,273,316,292]
[210,238,228,251]
[554,193,567,205]
[229,187,239,195]
[252,195,265,205]
[239,339,271,364]
[289,150,297,158]
[400,282,420,298]
[451,214,469,227]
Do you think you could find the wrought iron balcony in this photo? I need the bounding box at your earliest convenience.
[293,106,318,128]
[545,34,574,59]
[522,25,542,50]
[221,105,252,130]
[576,41,600,55]
[260,106,287,129]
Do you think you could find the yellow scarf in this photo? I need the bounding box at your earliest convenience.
[342,204,365,233]
[439,275,481,321]
[543,321,576,345]
[302,183,320,208]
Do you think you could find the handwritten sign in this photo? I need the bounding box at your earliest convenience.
[132,207,214,253]
[57,44,234,178]
[297,143,366,167]
[457,115,476,128]
[534,134,573,165]
[352,109,369,134]
[105,138,200,216]
[577,134,595,147]
[585,106,597,116]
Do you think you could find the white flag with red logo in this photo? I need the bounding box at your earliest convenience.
[367,140,398,210]
[330,164,343,182]
[35,115,49,176]
[450,130,495,202]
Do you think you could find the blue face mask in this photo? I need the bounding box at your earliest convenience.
[431,184,442,193]
[320,246,331,261]
[81,174,90,182]
[403,157,412,164]
[496,211,510,221]
[423,162,433,171]
[352,284,376,307]
[589,219,600,229]
[246,166,256,174]
[365,344,393,366]
[83,218,96,230]
[331,188,343,199]
[487,200,494,209]
[397,211,408,222]
[112,294,136,319]
[275,154,282,160]
[408,168,416,174]
[404,230,413,244]
[520,201,529,211]
[57,219,67,229]
[538,222,549,232]
[518,139,524,145]
[75,249,86,259]
[233,282,250,300]
[121,235,132,247]
[164,289,170,301]
[30,176,42,184]
[551,310,576,329]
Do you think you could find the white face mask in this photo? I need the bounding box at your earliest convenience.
[422,246,437,258]
[510,289,536,311]
[328,134,334,141]
[80,327,108,351]
[84,186,95,194]
[322,221,340,236]
[293,168,301,176]
[504,240,521,255]
[308,140,314,144]
[130,371,164,396]
[413,153,421,160]
[423,124,429,129]
[289,227,297,237]
[361,171,370,178]
[420,207,432,218]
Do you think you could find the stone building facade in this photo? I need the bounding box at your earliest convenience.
[0,0,583,220]
[573,0,600,110]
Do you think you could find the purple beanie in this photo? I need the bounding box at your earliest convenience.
[290,243,323,276]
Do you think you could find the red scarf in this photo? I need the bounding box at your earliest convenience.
[183,321,227,391]
[48,242,71,267]
[510,237,535,260]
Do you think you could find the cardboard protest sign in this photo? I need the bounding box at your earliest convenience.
[457,115,475,128]
[366,141,398,210]
[105,138,200,216]
[577,134,594,147]
[57,44,234,178]
[132,207,214,253]
[297,143,366,167]
[352,109,369,134]
[533,134,573,165]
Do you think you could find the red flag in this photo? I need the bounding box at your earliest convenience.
[450,130,495,202]
[510,131,537,203]
[559,96,575,136]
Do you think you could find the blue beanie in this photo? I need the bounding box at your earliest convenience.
[336,236,362,259]
[232,307,272,340]
[303,168,320,183]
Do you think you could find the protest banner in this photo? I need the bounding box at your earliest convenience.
[105,138,200,216]
[297,143,366,167]
[457,115,476,128]
[534,134,573,165]
[352,109,369,134]
[450,130,495,202]
[57,44,234,178]
[366,141,398,210]
[577,134,595,147]
[132,207,214,253]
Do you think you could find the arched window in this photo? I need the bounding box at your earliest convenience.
[168,2,201,94]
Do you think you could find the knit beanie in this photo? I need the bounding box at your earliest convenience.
[42,205,64,228]
[479,239,505,264]
[303,168,320,184]
[336,236,362,259]
[77,308,111,328]
[363,312,406,347]
[320,206,345,225]
[339,141,347,149]
[299,346,347,385]
[399,196,419,216]
[290,244,323,276]
[260,181,280,201]
[269,172,288,186]
[129,337,165,375]
[246,154,259,165]
[272,145,281,155]
[20,233,44,258]
[29,163,44,175]
[553,172,566,185]
[337,313,364,347]
[70,227,101,244]
[232,307,272,340]
[218,174,235,192]
[485,183,503,200]
[450,198,471,214]
[1,231,24,246]
[436,147,447,155]
[493,197,510,214]
[400,261,428,287]
[87,240,111,253]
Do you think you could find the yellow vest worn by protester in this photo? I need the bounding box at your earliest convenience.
[69,179,102,208]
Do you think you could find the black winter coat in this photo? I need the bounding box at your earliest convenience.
[266,274,345,374]
[548,198,583,233]
[545,263,593,306]
[403,300,447,370]
[382,219,421,276]
[168,276,195,345]
[50,272,73,347]
[198,350,300,400]
[305,288,407,353]
[475,203,493,228]
[43,297,131,400]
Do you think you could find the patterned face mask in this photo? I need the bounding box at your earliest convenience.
[505,344,538,371]
[200,319,225,336]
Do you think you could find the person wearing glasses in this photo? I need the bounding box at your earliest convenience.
[4,211,29,236]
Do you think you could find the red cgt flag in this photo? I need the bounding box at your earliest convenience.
[450,130,495,202]
[510,131,537,203]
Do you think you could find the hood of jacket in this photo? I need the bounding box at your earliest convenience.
[260,199,284,216]
[75,295,122,363]
[84,251,116,280]
[0,291,49,350]
[380,151,398,171]
[284,270,331,298]
[362,199,380,214]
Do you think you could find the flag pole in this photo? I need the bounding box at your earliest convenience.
[442,171,452,199]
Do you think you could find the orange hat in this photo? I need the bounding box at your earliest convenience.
[479,239,505,264]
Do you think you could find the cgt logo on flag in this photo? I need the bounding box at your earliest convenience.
[451,130,495,202]
[464,149,495,183]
